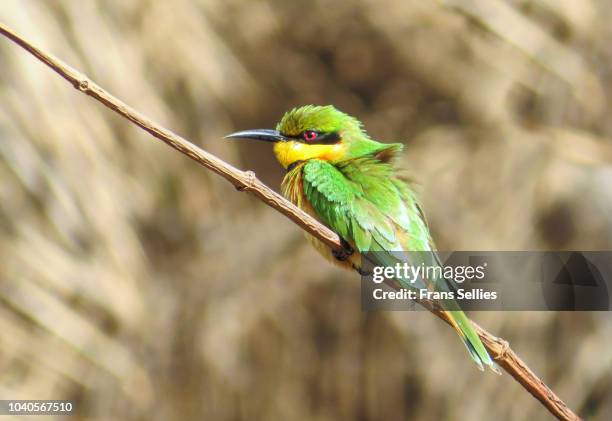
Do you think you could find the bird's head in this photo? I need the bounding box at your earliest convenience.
[226,105,377,170]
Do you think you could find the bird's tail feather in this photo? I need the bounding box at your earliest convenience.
[445,310,501,374]
[366,249,500,373]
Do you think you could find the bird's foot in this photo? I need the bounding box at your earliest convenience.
[332,239,354,262]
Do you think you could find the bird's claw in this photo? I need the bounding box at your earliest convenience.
[332,239,354,262]
[332,240,370,276]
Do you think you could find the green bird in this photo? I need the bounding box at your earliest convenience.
[226,105,497,372]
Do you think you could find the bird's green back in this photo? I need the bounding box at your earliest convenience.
[300,144,432,254]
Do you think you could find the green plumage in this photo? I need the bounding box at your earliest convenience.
[279,106,497,372]
[228,104,497,372]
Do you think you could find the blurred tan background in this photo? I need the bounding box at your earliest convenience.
[1,0,611,420]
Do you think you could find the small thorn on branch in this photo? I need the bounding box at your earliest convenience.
[75,78,90,92]
[494,338,511,361]
[236,170,256,191]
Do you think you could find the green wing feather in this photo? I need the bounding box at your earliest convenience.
[301,151,497,372]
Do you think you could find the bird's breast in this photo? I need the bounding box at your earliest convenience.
[280,166,361,272]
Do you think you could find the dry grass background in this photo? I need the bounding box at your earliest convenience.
[0,0,611,420]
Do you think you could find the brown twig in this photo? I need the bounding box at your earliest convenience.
[0,22,581,421]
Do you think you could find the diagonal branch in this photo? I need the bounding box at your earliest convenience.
[0,22,581,421]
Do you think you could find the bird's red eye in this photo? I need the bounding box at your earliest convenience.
[302,130,318,142]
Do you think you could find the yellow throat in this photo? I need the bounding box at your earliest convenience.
[273,140,346,169]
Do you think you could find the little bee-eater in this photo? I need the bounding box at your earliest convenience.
[226,105,497,372]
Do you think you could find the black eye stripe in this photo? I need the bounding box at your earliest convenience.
[280,131,341,145]
[314,132,340,144]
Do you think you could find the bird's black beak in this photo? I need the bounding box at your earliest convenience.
[224,129,288,143]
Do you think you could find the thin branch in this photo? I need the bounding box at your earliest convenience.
[0,23,581,421]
